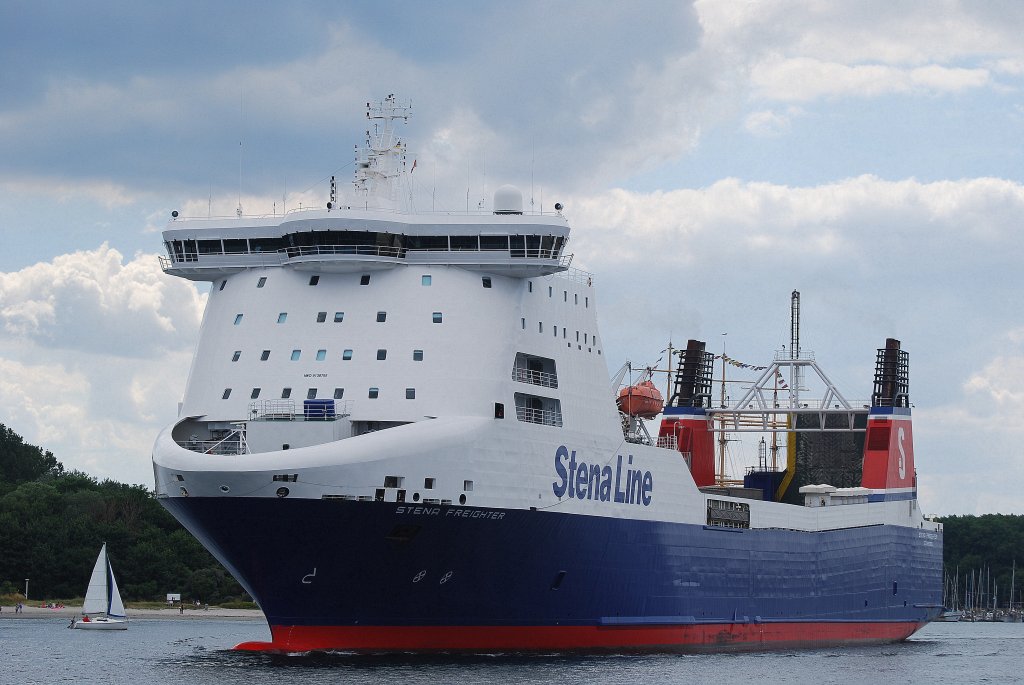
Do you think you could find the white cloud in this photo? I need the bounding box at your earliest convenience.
[0,243,205,356]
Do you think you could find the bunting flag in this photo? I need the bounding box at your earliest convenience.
[714,354,768,371]
[775,370,789,389]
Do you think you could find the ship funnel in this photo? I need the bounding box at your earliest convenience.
[669,339,713,408]
[871,338,909,408]
[861,338,916,495]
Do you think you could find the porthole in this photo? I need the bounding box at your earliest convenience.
[276,487,290,498]
[179,487,189,497]
[219,485,230,493]
[459,494,467,505]
[413,492,420,502]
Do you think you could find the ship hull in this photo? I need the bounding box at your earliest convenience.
[161,497,942,653]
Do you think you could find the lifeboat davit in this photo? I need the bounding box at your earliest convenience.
[616,380,664,419]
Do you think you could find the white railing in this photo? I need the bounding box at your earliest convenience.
[512,367,559,388]
[655,435,678,450]
[516,406,563,427]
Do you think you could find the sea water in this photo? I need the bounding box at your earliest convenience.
[1,619,1019,684]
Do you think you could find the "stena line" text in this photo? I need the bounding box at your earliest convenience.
[551,445,653,506]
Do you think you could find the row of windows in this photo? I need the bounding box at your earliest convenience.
[234,312,443,325]
[223,387,416,400]
[520,318,598,348]
[230,273,494,292]
[231,349,425,362]
[527,281,588,308]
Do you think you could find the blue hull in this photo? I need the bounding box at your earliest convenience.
[162,497,943,639]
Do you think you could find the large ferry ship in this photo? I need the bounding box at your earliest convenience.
[152,96,943,653]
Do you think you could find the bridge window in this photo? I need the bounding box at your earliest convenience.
[231,350,240,362]
[307,388,317,400]
[360,274,370,285]
[413,349,423,361]
[343,349,353,360]
[368,387,379,399]
[316,311,327,323]
[309,275,320,286]
[277,313,287,324]
[377,349,387,360]
[432,312,443,324]
[377,311,387,322]
[281,388,292,399]
[406,388,416,399]
[257,277,267,288]
[451,235,478,250]
[260,350,270,361]
[333,388,344,399]
[316,349,326,361]
[334,311,344,322]
[222,389,232,400]
[422,274,432,286]
[481,235,508,250]
[291,350,301,361]
[482,277,492,288]
[233,314,243,325]
[251,388,261,399]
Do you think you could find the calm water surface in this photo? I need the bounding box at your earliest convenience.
[1,618,1018,684]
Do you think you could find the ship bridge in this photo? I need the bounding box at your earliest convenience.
[159,209,571,281]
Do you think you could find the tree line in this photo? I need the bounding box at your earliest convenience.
[0,423,246,604]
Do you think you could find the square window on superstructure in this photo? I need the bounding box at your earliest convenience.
[406,388,415,399]
[334,388,345,399]
[376,311,387,322]
[563,291,567,302]
[309,275,320,286]
[291,350,301,361]
[360,274,370,285]
[219,280,226,291]
[528,282,533,293]
[234,314,243,325]
[222,388,232,400]
[575,294,578,304]
[307,388,317,399]
[538,322,543,333]
[422,275,432,286]
[343,349,353,360]
[251,388,261,399]
[231,350,241,362]
[585,296,589,308]
[548,286,552,297]
[368,387,379,399]
[425,477,435,489]
[413,349,423,361]
[282,388,292,399]
[316,349,326,361]
[334,312,344,323]
[432,312,442,323]
[317,312,327,323]
[257,277,267,288]
[261,350,270,361]
[521,318,525,330]
[277,313,287,324]
[482,276,492,288]
[377,349,387,360]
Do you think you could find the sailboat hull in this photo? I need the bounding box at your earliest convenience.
[72,617,128,630]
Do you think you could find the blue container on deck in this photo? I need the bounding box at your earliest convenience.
[303,399,336,420]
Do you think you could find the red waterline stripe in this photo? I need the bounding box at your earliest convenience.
[234,621,924,653]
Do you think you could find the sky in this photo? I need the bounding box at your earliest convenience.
[2,0,1024,515]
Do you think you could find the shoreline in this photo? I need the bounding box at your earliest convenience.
[0,605,265,621]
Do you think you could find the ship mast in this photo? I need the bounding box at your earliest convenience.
[352,94,412,210]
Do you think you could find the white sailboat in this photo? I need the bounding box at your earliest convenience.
[71,543,127,630]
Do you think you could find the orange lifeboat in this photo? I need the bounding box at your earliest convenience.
[616,380,664,419]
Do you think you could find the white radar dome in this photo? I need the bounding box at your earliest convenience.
[493,185,524,214]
